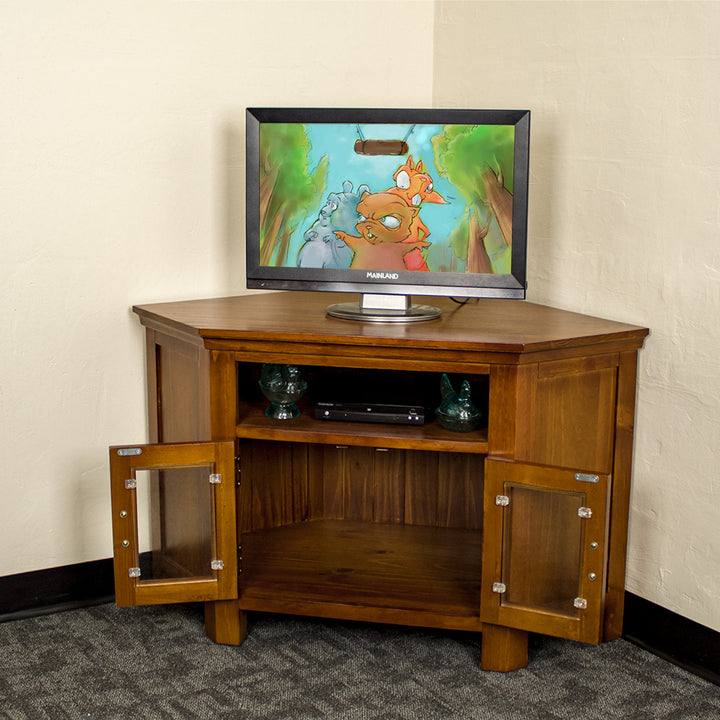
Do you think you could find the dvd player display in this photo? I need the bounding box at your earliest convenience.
[315,401,425,426]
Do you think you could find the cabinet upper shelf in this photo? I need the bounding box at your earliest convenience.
[236,405,489,454]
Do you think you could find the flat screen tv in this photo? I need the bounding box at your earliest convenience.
[246,107,530,322]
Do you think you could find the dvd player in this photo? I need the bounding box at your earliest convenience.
[315,401,425,425]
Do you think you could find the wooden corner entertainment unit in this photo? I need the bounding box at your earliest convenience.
[109,292,648,672]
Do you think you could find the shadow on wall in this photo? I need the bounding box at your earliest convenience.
[221,119,248,295]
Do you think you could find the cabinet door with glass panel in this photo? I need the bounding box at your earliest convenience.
[109,442,237,606]
[481,458,611,644]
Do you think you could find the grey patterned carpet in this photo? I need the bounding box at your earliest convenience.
[1,603,718,720]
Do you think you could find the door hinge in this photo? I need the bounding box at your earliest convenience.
[237,544,243,574]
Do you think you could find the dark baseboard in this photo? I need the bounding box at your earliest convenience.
[1,563,718,686]
[623,592,720,686]
[0,558,115,622]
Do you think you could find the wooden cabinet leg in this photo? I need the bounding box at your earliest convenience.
[204,600,247,646]
[481,623,528,672]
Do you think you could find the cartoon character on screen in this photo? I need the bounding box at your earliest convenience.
[297,181,370,269]
[334,191,430,271]
[385,156,446,271]
[388,156,446,209]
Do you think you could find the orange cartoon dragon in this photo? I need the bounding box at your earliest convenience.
[385,156,445,271]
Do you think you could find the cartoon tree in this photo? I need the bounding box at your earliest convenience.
[432,125,515,273]
[259,124,328,267]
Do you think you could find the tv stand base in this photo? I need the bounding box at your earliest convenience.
[326,293,441,322]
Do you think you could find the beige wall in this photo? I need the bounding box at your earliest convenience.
[2,0,718,634]
[0,1,434,574]
[433,1,720,631]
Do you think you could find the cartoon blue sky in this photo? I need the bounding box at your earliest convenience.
[287,123,468,263]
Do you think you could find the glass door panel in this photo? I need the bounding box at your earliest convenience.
[135,466,215,582]
[482,458,610,644]
[501,484,585,617]
[110,442,237,606]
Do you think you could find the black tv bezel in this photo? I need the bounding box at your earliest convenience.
[245,107,530,300]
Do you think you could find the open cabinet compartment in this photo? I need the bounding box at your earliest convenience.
[235,440,486,630]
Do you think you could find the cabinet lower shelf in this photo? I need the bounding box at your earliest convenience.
[237,520,484,632]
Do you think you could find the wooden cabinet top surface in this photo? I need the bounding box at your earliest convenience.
[134,292,648,362]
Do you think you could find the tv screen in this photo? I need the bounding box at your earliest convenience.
[246,108,530,321]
